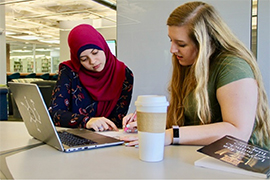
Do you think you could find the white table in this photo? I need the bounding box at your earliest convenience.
[0,122,259,179]
[0,121,42,179]
[0,121,41,153]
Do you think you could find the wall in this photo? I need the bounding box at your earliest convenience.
[257,0,270,105]
[0,0,6,84]
[117,0,252,112]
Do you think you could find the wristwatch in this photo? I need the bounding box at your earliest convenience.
[172,125,180,145]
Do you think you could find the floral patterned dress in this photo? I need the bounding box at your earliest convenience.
[49,64,134,129]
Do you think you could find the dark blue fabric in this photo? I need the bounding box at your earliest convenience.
[77,44,103,60]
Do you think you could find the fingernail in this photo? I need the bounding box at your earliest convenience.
[126,129,131,133]
[126,124,130,128]
[135,145,139,148]
[125,143,129,146]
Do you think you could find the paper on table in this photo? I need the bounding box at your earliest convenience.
[195,156,268,179]
[97,129,137,140]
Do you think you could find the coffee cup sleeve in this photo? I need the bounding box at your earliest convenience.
[137,112,166,133]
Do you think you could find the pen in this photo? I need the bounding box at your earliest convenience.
[129,111,137,124]
[124,111,137,132]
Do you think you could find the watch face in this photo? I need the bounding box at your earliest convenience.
[173,127,179,138]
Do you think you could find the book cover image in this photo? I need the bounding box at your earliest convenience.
[197,135,270,177]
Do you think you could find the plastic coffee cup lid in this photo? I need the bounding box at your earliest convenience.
[135,95,169,107]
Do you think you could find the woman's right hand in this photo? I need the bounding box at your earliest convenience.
[122,112,137,133]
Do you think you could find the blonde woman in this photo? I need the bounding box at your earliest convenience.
[122,1,270,150]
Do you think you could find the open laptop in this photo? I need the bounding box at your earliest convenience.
[8,82,124,153]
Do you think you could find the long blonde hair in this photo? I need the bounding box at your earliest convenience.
[166,1,270,148]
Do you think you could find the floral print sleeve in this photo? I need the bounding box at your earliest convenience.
[49,65,93,128]
[49,65,134,129]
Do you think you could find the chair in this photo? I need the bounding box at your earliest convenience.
[8,78,44,118]
[52,74,58,80]
[0,87,8,120]
[25,73,36,78]
[40,73,50,80]
[6,72,20,116]
[7,72,20,82]
[31,80,56,108]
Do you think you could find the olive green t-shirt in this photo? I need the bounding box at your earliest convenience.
[183,55,261,147]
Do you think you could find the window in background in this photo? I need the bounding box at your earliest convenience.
[251,0,257,57]
[9,46,59,73]
[106,40,117,57]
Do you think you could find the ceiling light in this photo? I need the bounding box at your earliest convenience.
[38,39,60,44]
[35,48,51,52]
[11,50,32,53]
[0,0,35,5]
[12,35,41,40]
[5,31,17,35]
[42,35,53,38]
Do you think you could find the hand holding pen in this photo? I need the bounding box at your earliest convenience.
[122,111,137,133]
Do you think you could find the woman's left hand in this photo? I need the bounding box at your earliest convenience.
[86,117,118,132]
[120,129,173,147]
[120,135,139,147]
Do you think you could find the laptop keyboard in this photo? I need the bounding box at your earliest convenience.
[58,131,97,147]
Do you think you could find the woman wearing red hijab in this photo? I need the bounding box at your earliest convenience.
[49,24,134,132]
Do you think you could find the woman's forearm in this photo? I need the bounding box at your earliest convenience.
[166,121,252,146]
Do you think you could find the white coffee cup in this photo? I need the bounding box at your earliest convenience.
[135,95,169,162]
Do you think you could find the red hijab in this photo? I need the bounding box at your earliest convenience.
[60,24,126,117]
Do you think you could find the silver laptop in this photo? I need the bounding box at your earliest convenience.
[8,82,124,153]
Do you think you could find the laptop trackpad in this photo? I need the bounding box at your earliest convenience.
[66,128,121,143]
